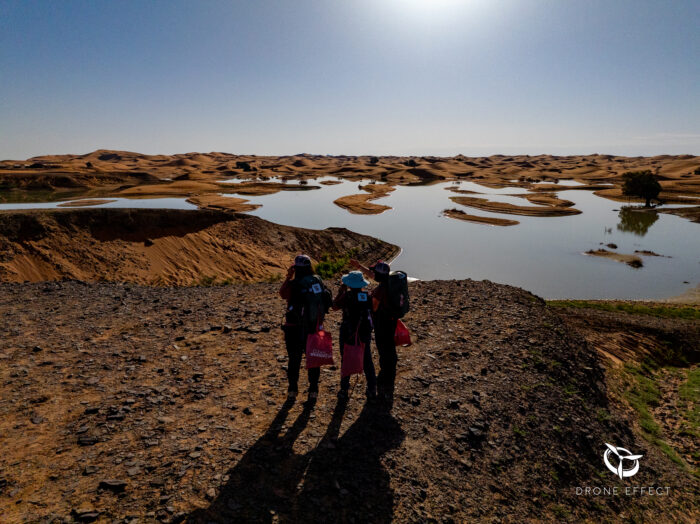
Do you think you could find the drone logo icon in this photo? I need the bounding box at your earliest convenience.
[604,443,643,479]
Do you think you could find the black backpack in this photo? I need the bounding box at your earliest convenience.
[297,274,332,332]
[387,271,410,318]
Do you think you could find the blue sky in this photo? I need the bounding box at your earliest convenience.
[1,0,698,159]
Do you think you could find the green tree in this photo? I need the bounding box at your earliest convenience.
[621,170,661,207]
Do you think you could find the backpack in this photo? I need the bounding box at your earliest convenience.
[387,270,410,318]
[298,274,332,332]
[343,288,372,338]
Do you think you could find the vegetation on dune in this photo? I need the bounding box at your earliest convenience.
[679,368,700,443]
[314,249,359,279]
[621,170,662,207]
[622,364,698,477]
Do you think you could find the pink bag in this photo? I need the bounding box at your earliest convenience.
[341,329,364,378]
[394,319,412,347]
[305,326,334,369]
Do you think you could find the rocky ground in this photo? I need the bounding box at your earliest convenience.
[1,280,697,523]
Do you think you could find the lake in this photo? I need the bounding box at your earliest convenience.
[2,179,698,300]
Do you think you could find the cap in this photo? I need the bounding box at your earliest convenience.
[294,254,312,267]
[369,260,390,275]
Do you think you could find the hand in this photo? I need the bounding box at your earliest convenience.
[286,265,295,279]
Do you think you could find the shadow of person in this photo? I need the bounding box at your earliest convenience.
[292,400,405,523]
[187,397,315,523]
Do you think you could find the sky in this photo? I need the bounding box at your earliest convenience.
[1,0,699,159]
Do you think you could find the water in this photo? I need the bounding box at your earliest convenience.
[1,179,697,299]
[0,197,197,211]
[222,178,700,300]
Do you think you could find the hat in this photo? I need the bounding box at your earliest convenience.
[342,271,370,289]
[369,260,390,275]
[294,254,312,267]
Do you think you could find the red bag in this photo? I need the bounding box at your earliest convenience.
[341,329,364,378]
[305,327,334,369]
[394,319,412,347]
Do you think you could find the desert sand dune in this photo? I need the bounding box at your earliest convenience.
[0,209,397,285]
[449,195,582,217]
[1,150,698,220]
[443,208,519,226]
[333,183,395,214]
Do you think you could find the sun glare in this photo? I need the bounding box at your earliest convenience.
[397,0,475,10]
[387,0,484,24]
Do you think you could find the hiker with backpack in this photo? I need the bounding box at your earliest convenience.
[279,254,332,402]
[332,271,377,401]
[350,259,409,401]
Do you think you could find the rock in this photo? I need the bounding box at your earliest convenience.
[126,467,141,476]
[206,487,217,500]
[72,509,100,522]
[83,465,99,476]
[144,238,154,247]
[32,345,43,353]
[98,479,127,492]
[78,435,98,446]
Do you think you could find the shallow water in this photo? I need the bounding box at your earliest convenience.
[0,197,198,211]
[223,178,699,300]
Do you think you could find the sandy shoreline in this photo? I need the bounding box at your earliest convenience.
[443,208,519,226]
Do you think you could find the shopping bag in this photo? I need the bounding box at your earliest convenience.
[394,319,412,347]
[341,333,365,378]
[305,327,334,368]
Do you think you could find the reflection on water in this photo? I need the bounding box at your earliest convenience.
[617,207,659,237]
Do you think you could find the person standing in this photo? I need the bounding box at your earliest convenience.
[351,259,398,401]
[332,270,377,401]
[279,254,331,402]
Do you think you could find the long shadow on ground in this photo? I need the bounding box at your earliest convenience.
[187,398,404,523]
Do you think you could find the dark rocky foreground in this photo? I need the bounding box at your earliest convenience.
[0,280,697,523]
